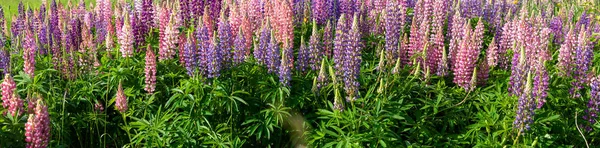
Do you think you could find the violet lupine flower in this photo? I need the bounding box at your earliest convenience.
[266,31,281,74]
[49,0,59,47]
[141,0,154,31]
[115,82,127,113]
[218,11,233,66]
[279,44,293,87]
[233,29,246,65]
[296,37,310,72]
[532,57,549,109]
[312,0,329,24]
[255,25,270,65]
[183,35,196,76]
[334,14,349,78]
[196,25,210,76]
[343,14,362,102]
[571,29,593,98]
[549,17,563,44]
[159,13,178,61]
[248,0,264,32]
[384,0,400,66]
[308,21,322,71]
[179,0,191,26]
[583,75,600,131]
[2,75,16,109]
[207,34,221,79]
[339,0,356,17]
[0,49,8,74]
[509,47,528,97]
[23,31,36,78]
[25,99,50,148]
[144,45,157,94]
[558,28,575,77]
[322,20,333,58]
[514,70,535,133]
[119,15,134,58]
[486,38,498,68]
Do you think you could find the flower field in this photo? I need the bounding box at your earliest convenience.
[1,0,600,147]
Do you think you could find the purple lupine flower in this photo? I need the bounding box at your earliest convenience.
[144,45,157,94]
[460,0,483,18]
[296,37,310,72]
[25,99,50,148]
[119,14,134,58]
[334,14,349,78]
[343,14,362,102]
[571,28,594,98]
[514,70,535,133]
[314,59,328,95]
[115,82,127,113]
[339,0,356,17]
[308,21,323,71]
[323,20,334,58]
[549,17,563,44]
[0,49,8,74]
[255,24,270,65]
[196,25,210,76]
[0,6,4,43]
[384,0,400,66]
[218,11,233,66]
[141,0,154,31]
[179,0,191,26]
[49,0,60,48]
[189,0,205,26]
[183,35,196,76]
[23,31,36,78]
[532,57,549,109]
[509,47,528,97]
[207,34,222,79]
[267,31,281,74]
[233,28,245,65]
[583,75,600,131]
[248,0,264,32]
[279,44,293,87]
[312,0,329,24]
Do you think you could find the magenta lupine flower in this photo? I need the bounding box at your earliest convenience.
[384,0,400,65]
[308,21,322,71]
[334,14,349,78]
[407,18,421,65]
[486,38,498,68]
[279,43,293,87]
[343,14,362,102]
[296,37,310,72]
[23,31,36,78]
[7,93,24,117]
[322,20,333,58]
[427,25,445,75]
[144,46,157,94]
[115,82,127,113]
[267,31,281,74]
[119,14,134,58]
[583,75,600,131]
[233,29,246,65]
[2,75,16,109]
[218,11,233,65]
[159,12,178,61]
[25,99,50,148]
[158,6,170,51]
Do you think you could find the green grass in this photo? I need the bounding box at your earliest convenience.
[2,0,95,22]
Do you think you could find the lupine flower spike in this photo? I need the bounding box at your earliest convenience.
[115,81,127,113]
[144,45,157,94]
[25,98,50,148]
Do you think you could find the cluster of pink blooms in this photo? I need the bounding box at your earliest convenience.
[2,75,23,117]
[25,98,50,148]
[115,82,128,113]
[145,46,157,94]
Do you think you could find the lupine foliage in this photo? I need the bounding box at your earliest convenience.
[0,0,600,147]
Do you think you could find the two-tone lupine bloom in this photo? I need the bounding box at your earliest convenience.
[218,11,233,65]
[233,29,246,65]
[25,99,50,148]
[119,15,134,58]
[159,12,178,61]
[23,31,36,78]
[384,0,400,66]
[486,38,498,68]
[202,6,215,38]
[558,28,575,76]
[571,28,594,98]
[308,20,322,71]
[279,44,293,86]
[115,82,127,113]
[2,75,16,109]
[322,20,333,58]
[583,75,600,131]
[296,37,310,72]
[509,47,528,96]
[266,31,281,74]
[343,14,362,102]
[144,45,157,94]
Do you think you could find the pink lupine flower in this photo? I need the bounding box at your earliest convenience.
[144,46,157,94]
[558,28,575,76]
[119,14,134,58]
[159,12,178,61]
[115,82,127,113]
[486,38,498,68]
[25,98,50,148]
[23,31,36,78]
[1,75,16,110]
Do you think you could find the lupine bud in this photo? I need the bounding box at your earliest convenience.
[119,14,134,58]
[23,31,36,78]
[144,45,157,93]
[25,98,50,148]
[477,59,489,86]
[115,82,127,113]
[315,58,329,95]
[296,37,310,72]
[94,102,104,112]
[308,20,322,71]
